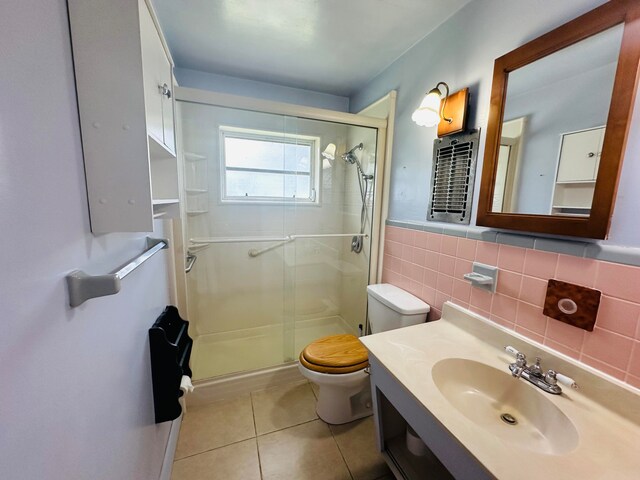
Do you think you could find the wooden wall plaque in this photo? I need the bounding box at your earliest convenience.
[438,88,469,137]
[543,279,601,332]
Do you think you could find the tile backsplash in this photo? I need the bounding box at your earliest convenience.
[382,226,640,389]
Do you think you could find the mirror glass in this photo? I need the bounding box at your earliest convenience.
[491,24,624,216]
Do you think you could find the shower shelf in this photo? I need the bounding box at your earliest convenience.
[185,189,208,194]
[186,210,209,216]
[153,198,180,217]
[184,152,206,161]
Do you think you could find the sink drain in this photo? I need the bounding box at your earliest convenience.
[500,413,518,425]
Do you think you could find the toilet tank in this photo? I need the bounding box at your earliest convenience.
[366,284,430,333]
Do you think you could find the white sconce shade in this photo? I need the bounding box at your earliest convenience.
[412,82,452,128]
[322,143,336,169]
[411,91,442,127]
[322,143,336,160]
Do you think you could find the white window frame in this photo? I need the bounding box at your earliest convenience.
[219,126,321,205]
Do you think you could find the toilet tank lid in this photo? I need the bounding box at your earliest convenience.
[367,284,430,315]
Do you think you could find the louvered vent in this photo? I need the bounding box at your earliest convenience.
[427,130,480,224]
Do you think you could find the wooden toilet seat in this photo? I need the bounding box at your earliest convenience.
[300,334,369,374]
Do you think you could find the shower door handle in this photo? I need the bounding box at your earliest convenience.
[185,253,197,273]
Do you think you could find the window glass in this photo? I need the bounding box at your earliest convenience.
[221,128,318,203]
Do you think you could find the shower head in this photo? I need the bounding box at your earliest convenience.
[341,143,373,181]
[341,143,363,164]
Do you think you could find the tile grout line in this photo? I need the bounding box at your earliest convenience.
[249,392,265,480]
[173,434,257,462]
[256,417,319,438]
[327,423,355,480]
[623,340,638,379]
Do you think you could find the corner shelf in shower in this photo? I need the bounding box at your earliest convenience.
[186,210,209,216]
[184,152,206,162]
[185,188,208,194]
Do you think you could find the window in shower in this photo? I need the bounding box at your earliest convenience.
[220,126,320,204]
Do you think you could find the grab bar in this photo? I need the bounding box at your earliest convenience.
[248,238,294,257]
[185,253,197,273]
[191,236,291,245]
[66,237,169,307]
[190,233,367,245]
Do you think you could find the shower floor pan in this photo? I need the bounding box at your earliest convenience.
[191,315,355,380]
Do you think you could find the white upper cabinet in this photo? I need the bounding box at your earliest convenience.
[556,127,605,183]
[139,1,175,153]
[68,0,178,233]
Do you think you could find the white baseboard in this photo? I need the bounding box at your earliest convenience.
[158,413,183,480]
[188,362,304,406]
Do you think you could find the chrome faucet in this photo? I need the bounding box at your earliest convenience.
[511,352,527,378]
[504,346,578,395]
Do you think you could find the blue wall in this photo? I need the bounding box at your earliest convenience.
[1,1,173,478]
[349,0,640,246]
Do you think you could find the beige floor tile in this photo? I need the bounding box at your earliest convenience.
[258,420,352,480]
[330,416,392,480]
[175,394,255,459]
[310,381,320,399]
[251,380,317,435]
[171,439,261,480]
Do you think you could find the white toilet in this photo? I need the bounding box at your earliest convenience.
[298,283,430,424]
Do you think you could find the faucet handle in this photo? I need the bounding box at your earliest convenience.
[545,369,558,385]
[545,370,579,390]
[504,345,520,357]
[556,372,579,390]
[504,346,527,364]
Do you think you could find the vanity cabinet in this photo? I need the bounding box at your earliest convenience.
[68,0,179,233]
[368,355,491,480]
[551,127,605,216]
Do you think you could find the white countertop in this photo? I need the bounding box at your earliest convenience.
[361,302,640,479]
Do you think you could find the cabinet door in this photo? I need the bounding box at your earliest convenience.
[556,128,604,182]
[160,64,175,153]
[139,0,164,146]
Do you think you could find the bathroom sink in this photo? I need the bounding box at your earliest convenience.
[431,358,579,455]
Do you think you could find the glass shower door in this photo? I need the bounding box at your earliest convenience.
[179,101,291,380]
[177,96,379,382]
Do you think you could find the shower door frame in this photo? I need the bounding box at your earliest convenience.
[174,86,389,288]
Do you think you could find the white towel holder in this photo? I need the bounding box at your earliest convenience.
[66,237,168,307]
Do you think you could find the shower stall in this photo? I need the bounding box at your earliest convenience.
[175,89,385,381]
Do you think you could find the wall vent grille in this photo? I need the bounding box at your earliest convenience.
[427,130,480,224]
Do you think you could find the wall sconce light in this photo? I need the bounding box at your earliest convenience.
[321,143,336,169]
[412,82,470,137]
[412,82,452,127]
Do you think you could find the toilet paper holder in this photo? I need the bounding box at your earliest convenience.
[149,306,193,423]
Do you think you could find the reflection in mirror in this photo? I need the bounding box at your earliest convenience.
[492,24,624,215]
[492,117,525,212]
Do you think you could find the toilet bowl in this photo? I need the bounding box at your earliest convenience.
[298,284,430,424]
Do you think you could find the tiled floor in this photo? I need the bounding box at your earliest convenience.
[171,380,393,480]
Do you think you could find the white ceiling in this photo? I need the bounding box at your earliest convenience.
[151,0,473,96]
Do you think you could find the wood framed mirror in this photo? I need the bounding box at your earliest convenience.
[477,0,640,239]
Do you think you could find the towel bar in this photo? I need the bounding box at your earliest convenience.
[66,237,169,307]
